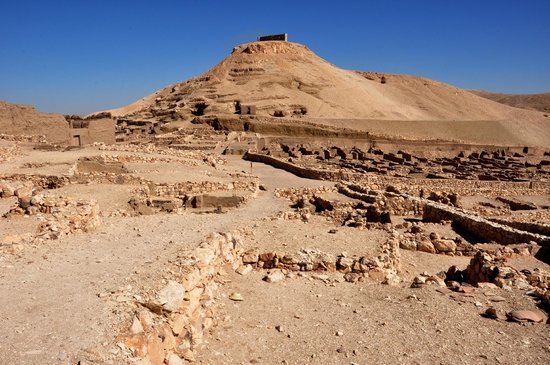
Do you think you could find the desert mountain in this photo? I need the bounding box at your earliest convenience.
[470,90,550,114]
[0,101,69,143]
[99,41,550,146]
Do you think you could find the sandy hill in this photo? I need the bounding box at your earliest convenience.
[98,41,550,147]
[470,90,550,113]
[0,101,69,143]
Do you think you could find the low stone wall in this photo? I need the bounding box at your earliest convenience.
[245,152,550,197]
[1,175,68,192]
[240,236,401,285]
[149,180,258,197]
[97,143,226,167]
[0,133,47,143]
[116,232,243,364]
[335,182,550,247]
[245,152,354,180]
[184,194,245,209]
[423,202,550,246]
[490,218,550,237]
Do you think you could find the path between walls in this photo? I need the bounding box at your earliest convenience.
[0,159,332,365]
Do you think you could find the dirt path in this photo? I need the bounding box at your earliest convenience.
[0,159,332,365]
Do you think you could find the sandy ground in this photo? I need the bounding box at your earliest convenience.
[0,152,332,364]
[198,270,550,365]
[0,149,549,365]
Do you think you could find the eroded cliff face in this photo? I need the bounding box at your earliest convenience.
[0,101,69,143]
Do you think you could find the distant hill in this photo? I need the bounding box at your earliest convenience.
[0,101,69,143]
[469,90,550,114]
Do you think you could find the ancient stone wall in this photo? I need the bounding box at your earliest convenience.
[333,182,550,246]
[423,202,550,246]
[489,218,550,237]
[246,152,550,197]
[117,232,243,364]
[240,236,401,285]
[245,152,353,180]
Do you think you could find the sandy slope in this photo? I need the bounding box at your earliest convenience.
[470,90,550,113]
[98,41,550,147]
[103,41,546,122]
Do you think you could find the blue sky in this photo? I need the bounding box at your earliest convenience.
[0,0,549,115]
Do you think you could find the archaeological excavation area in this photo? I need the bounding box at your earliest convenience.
[1,39,549,365]
[1,123,549,365]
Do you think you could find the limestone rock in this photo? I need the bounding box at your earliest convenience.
[158,281,185,312]
[235,264,253,275]
[399,240,417,251]
[433,239,457,253]
[166,353,184,365]
[507,309,547,323]
[229,292,244,301]
[242,248,259,264]
[263,270,285,283]
[417,240,436,254]
[485,307,507,321]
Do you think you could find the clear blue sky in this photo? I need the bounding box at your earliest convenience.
[1,0,549,115]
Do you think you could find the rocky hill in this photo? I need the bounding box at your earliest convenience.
[0,101,69,143]
[96,41,550,147]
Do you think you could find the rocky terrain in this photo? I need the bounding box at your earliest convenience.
[1,39,549,365]
[1,128,549,365]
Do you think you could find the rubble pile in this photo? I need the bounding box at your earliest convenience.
[5,189,101,241]
[0,142,21,162]
[0,133,47,143]
[445,251,550,308]
[396,226,537,257]
[274,186,395,226]
[337,183,422,216]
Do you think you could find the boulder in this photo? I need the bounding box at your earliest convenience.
[433,239,457,253]
[158,281,185,312]
[417,240,436,254]
[507,309,547,323]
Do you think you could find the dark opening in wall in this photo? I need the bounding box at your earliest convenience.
[244,122,251,131]
[192,102,208,116]
[234,100,241,114]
